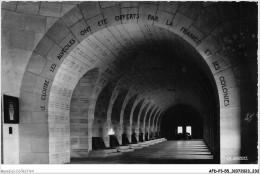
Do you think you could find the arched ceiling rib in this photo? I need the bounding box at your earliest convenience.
[50,1,259,118]
[54,23,216,116]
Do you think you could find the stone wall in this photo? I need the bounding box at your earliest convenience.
[70,69,98,157]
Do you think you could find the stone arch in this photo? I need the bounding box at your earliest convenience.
[2,1,256,164]
[123,94,138,127]
[138,102,150,134]
[122,94,138,142]
[143,105,155,131]
[143,105,155,140]
[132,98,145,141]
[70,68,99,158]
[110,88,128,143]
[119,88,136,132]
[92,82,114,146]
[148,107,159,135]
[151,109,161,133]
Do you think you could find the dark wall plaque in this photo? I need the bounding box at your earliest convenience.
[3,95,19,124]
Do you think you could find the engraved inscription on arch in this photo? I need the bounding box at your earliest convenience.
[219,76,229,106]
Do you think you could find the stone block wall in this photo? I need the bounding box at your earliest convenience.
[70,69,98,156]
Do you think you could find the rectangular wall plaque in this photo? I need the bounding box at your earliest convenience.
[4,95,19,124]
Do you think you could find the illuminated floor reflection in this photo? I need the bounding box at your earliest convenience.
[70,140,215,164]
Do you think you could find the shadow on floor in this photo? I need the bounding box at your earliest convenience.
[69,140,216,164]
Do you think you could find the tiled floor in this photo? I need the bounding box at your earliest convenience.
[70,139,215,164]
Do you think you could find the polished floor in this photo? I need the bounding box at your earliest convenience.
[70,140,215,164]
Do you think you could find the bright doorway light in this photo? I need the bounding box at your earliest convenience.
[186,126,192,135]
[108,128,115,135]
[177,126,183,134]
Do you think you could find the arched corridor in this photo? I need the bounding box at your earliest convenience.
[161,105,204,140]
[1,1,258,166]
